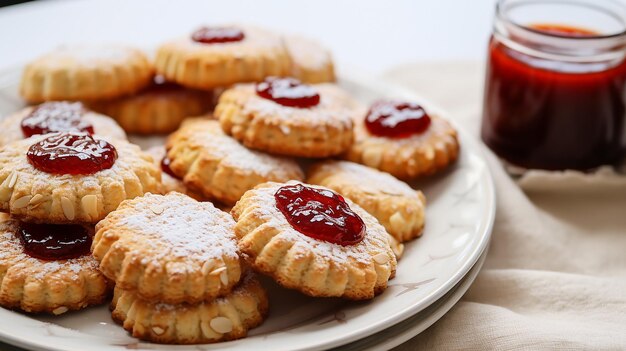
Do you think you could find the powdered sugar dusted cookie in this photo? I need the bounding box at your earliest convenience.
[284,35,335,83]
[216,77,355,158]
[145,146,204,201]
[0,102,126,146]
[20,45,153,102]
[231,181,396,300]
[166,118,303,205]
[93,192,243,304]
[308,160,426,242]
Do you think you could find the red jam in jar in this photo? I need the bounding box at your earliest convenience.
[256,77,320,108]
[27,133,118,175]
[191,27,245,44]
[365,100,432,138]
[274,184,366,246]
[481,0,626,171]
[18,222,92,260]
[21,101,94,138]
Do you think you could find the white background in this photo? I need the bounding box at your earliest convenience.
[0,0,499,73]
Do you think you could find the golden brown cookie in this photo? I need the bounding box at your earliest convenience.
[20,45,153,103]
[155,25,291,89]
[87,78,213,135]
[110,272,268,344]
[284,35,335,83]
[166,118,303,205]
[216,79,355,158]
[231,181,397,300]
[308,160,426,242]
[0,217,110,314]
[344,101,460,179]
[0,132,161,223]
[93,192,243,304]
[145,146,204,201]
[0,102,127,146]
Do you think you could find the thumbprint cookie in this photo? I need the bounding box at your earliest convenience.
[87,77,213,135]
[0,101,127,146]
[231,181,397,300]
[110,272,268,344]
[92,192,243,304]
[145,146,205,201]
[166,118,303,205]
[0,132,161,223]
[155,25,291,89]
[308,160,426,242]
[20,45,153,103]
[216,77,355,158]
[284,35,335,83]
[344,100,460,179]
[0,217,109,314]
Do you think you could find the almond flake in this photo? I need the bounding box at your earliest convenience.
[219,271,228,286]
[61,197,75,220]
[7,172,18,189]
[29,194,44,205]
[202,260,215,276]
[13,195,32,209]
[209,316,233,334]
[209,266,227,276]
[152,326,165,335]
[52,306,68,315]
[150,204,164,215]
[81,195,98,219]
[373,253,389,265]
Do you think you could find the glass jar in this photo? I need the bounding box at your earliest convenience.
[481,0,626,171]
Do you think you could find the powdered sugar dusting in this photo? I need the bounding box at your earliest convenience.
[317,161,417,197]
[45,45,136,67]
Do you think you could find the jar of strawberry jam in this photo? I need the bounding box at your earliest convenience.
[481,0,626,171]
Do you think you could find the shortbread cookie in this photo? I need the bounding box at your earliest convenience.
[0,217,109,314]
[216,78,355,157]
[110,272,268,344]
[0,101,126,146]
[166,118,303,205]
[344,100,459,179]
[231,181,397,300]
[0,132,160,223]
[308,160,426,242]
[284,35,335,83]
[155,25,291,89]
[87,78,213,134]
[20,45,153,102]
[145,146,204,200]
[93,192,242,304]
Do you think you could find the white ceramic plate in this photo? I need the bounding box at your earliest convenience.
[0,67,495,351]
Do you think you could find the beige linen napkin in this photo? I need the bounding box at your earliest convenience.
[385,62,626,350]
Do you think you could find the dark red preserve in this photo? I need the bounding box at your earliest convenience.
[18,222,92,260]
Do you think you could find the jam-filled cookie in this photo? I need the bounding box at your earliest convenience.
[0,132,160,223]
[92,192,243,304]
[0,101,127,146]
[155,25,291,89]
[284,35,335,83]
[231,181,397,300]
[87,77,213,135]
[166,118,303,205]
[216,77,355,158]
[110,272,268,344]
[308,160,426,242]
[344,100,460,179]
[0,217,109,314]
[145,146,204,201]
[20,45,153,103]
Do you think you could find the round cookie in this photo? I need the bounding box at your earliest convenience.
[231,181,397,300]
[344,101,460,179]
[145,146,205,201]
[87,78,213,135]
[166,118,304,205]
[20,45,153,102]
[0,132,161,223]
[0,101,127,146]
[92,192,243,304]
[308,160,426,242]
[110,273,268,344]
[284,35,335,83]
[216,79,355,158]
[0,217,110,314]
[155,25,291,89]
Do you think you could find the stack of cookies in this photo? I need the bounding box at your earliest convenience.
[92,192,268,344]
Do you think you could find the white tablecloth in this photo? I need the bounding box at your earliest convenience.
[386,62,626,350]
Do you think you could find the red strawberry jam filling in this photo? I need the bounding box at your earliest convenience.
[365,100,431,138]
[192,26,245,44]
[21,101,94,138]
[274,184,365,246]
[27,133,117,175]
[18,222,92,260]
[256,77,320,108]
[160,156,179,179]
